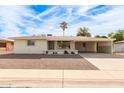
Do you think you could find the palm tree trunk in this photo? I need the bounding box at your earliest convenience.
[62,30,65,36]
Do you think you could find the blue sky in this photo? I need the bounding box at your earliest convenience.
[0,5,124,38]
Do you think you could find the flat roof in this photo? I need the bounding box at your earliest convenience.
[114,41,124,44]
[10,36,114,42]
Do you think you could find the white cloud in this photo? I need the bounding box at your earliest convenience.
[0,6,36,37]
[76,5,97,16]
[86,6,124,36]
[64,5,124,36]
[0,5,124,38]
[32,6,59,21]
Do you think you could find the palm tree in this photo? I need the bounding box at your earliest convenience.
[77,27,91,37]
[60,21,68,36]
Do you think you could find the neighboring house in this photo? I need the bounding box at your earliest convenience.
[114,41,124,53]
[11,36,114,54]
[0,39,14,51]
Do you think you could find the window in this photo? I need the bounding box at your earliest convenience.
[57,41,70,49]
[83,43,86,47]
[27,40,35,46]
[0,43,6,47]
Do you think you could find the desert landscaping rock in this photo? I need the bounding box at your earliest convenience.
[0,54,99,70]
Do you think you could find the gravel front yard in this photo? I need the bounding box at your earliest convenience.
[0,54,99,70]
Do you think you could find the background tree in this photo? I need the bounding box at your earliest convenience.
[77,27,91,37]
[95,35,107,38]
[108,29,124,41]
[95,35,100,38]
[108,32,114,38]
[60,21,68,36]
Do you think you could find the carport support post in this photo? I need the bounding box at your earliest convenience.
[5,41,7,53]
[94,42,97,53]
[70,41,75,50]
[111,41,114,54]
[54,41,57,50]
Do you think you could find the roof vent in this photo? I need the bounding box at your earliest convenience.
[47,34,52,36]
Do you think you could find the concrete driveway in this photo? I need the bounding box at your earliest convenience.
[79,53,124,70]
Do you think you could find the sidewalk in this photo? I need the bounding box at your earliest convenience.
[0,69,124,88]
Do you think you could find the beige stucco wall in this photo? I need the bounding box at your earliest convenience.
[14,39,47,54]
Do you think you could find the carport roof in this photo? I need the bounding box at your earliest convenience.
[10,36,114,42]
[0,38,14,43]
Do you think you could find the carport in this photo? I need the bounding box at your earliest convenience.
[97,41,113,53]
[75,41,113,53]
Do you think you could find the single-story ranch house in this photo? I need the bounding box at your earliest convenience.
[11,36,114,54]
